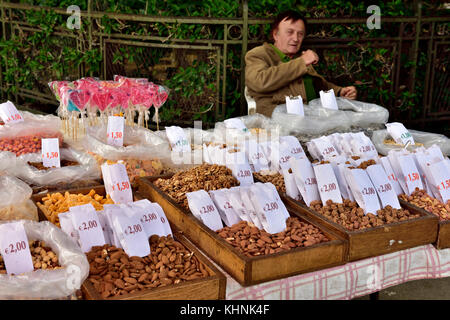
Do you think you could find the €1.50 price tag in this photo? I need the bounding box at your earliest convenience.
[0,100,24,124]
[101,162,133,204]
[106,116,124,147]
[41,138,61,168]
[0,221,34,275]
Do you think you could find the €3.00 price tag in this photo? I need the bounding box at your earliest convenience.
[0,222,34,275]
[106,116,124,147]
[41,138,61,168]
[69,204,106,253]
[101,162,133,204]
[0,101,24,124]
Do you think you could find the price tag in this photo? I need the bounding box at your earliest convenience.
[58,211,80,245]
[130,199,172,238]
[412,152,434,196]
[345,168,381,215]
[69,204,106,253]
[366,164,401,209]
[96,210,112,245]
[228,153,254,186]
[319,89,338,110]
[41,138,60,168]
[261,182,290,219]
[202,143,212,164]
[286,96,304,116]
[186,190,223,231]
[311,136,339,161]
[351,132,378,159]
[103,204,123,248]
[289,157,320,206]
[281,168,302,201]
[337,163,355,201]
[426,145,445,163]
[330,160,352,200]
[110,205,150,257]
[280,136,306,160]
[240,186,264,229]
[106,116,124,147]
[428,160,450,203]
[209,189,241,227]
[314,163,343,205]
[249,183,287,234]
[380,156,404,196]
[101,162,133,204]
[0,222,34,275]
[398,154,424,195]
[224,118,248,132]
[227,187,252,223]
[244,139,270,172]
[386,122,414,146]
[0,101,24,124]
[166,126,191,152]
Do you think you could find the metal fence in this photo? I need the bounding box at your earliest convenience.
[0,1,448,131]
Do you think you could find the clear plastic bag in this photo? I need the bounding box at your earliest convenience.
[0,220,90,299]
[14,148,101,187]
[0,175,38,221]
[371,129,450,156]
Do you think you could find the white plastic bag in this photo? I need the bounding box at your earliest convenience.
[0,175,38,221]
[0,220,89,299]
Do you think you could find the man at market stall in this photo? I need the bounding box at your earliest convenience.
[245,10,358,117]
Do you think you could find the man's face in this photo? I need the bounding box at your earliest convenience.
[273,18,305,58]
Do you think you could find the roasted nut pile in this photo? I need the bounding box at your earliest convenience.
[0,240,63,275]
[0,133,63,156]
[310,199,420,231]
[399,189,450,221]
[39,189,114,226]
[216,217,329,257]
[154,164,239,209]
[253,172,286,194]
[28,159,79,171]
[348,159,377,170]
[86,235,211,298]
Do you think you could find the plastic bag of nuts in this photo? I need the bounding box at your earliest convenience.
[216,217,329,257]
[0,220,89,299]
[85,234,212,298]
[309,199,420,231]
[399,188,450,221]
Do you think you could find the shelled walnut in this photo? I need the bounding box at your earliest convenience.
[399,189,450,221]
[309,199,420,231]
[154,164,239,209]
[253,172,286,194]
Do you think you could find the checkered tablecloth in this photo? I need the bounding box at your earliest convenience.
[221,245,450,300]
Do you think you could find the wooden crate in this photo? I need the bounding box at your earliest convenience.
[137,176,348,287]
[399,199,450,250]
[280,195,439,262]
[32,187,227,300]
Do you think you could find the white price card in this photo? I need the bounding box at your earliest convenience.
[281,168,302,201]
[101,162,133,204]
[330,160,351,200]
[412,152,434,196]
[209,189,241,227]
[227,187,252,223]
[280,136,306,159]
[249,183,287,234]
[426,145,445,163]
[314,163,343,205]
[345,168,381,215]
[0,100,24,124]
[96,210,112,245]
[130,199,172,238]
[286,95,304,116]
[41,138,60,168]
[102,204,123,249]
[319,89,338,110]
[186,190,223,231]
[337,163,355,201]
[110,205,150,257]
[380,156,404,196]
[229,162,254,186]
[312,136,339,161]
[0,222,34,275]
[166,126,191,152]
[262,182,290,219]
[290,157,320,206]
[106,116,124,147]
[69,203,106,253]
[386,122,414,146]
[366,164,401,209]
[352,132,378,159]
[398,154,424,195]
[58,211,80,245]
[428,160,450,203]
[244,139,270,172]
[224,118,248,132]
[240,186,264,229]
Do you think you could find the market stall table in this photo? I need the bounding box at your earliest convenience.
[210,244,450,300]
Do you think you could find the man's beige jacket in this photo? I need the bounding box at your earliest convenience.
[245,42,342,117]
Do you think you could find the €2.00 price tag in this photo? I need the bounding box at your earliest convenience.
[186,190,223,231]
[69,203,106,253]
[366,164,401,209]
[313,163,343,205]
[106,116,124,147]
[41,138,61,168]
[0,100,24,124]
[345,168,381,215]
[289,157,320,206]
[0,221,34,275]
[101,162,133,204]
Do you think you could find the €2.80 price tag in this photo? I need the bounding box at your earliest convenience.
[41,138,60,168]
[0,222,34,275]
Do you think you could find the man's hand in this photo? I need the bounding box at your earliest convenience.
[301,50,319,66]
[339,86,357,99]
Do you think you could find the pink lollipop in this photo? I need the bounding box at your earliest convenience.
[91,88,109,112]
[69,89,91,111]
[153,85,169,109]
